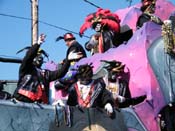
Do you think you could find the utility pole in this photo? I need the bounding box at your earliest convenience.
[31,0,39,45]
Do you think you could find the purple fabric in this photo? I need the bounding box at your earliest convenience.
[115,0,175,32]
[75,1,175,130]
[46,0,175,130]
[75,23,162,131]
[45,60,57,71]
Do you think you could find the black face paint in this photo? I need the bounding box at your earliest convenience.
[33,55,43,68]
[108,71,117,82]
[76,64,94,85]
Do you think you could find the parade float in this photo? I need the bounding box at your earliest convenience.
[0,0,175,130]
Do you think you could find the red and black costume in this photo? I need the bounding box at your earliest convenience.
[80,8,121,53]
[79,8,120,36]
[67,78,114,108]
[13,44,70,104]
[80,8,133,53]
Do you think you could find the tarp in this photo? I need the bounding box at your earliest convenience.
[0,100,128,131]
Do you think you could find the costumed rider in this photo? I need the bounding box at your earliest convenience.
[136,0,163,29]
[13,34,71,104]
[54,33,87,90]
[101,60,147,108]
[67,63,115,117]
[79,8,133,53]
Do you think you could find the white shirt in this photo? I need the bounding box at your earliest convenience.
[77,81,93,100]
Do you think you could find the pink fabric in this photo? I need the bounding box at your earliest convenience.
[49,81,68,104]
[45,61,68,104]
[115,0,175,32]
[46,0,175,130]
[76,0,175,130]
[76,22,162,131]
[45,61,57,71]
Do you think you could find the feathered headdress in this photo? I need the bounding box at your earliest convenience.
[16,46,49,59]
[79,8,120,36]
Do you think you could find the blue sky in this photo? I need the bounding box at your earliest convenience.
[0,0,174,80]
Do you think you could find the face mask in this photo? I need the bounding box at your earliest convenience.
[33,55,43,68]
[95,23,102,32]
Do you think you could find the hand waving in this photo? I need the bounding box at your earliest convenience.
[38,33,46,45]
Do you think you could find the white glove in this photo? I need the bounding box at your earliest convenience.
[37,34,46,45]
[104,103,113,114]
[68,51,83,60]
[52,99,67,107]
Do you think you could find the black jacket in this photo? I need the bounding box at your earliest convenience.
[66,40,87,62]
[67,78,114,108]
[136,13,151,29]
[14,44,70,103]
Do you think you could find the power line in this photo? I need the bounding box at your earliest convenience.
[83,0,101,8]
[0,13,90,38]
[0,13,31,21]
[39,21,89,38]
